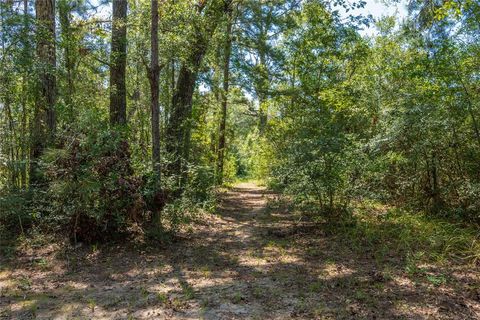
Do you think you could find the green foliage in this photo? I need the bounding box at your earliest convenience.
[259,2,368,211]
[248,2,480,223]
[233,129,273,181]
[42,122,141,242]
[330,203,480,265]
[0,189,32,236]
[0,0,479,252]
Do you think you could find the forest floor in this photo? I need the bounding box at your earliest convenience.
[1,182,480,319]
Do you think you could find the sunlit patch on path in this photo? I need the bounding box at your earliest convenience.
[1,183,479,319]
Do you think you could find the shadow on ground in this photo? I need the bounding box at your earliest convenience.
[1,183,479,319]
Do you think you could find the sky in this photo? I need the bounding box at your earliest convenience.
[340,0,408,36]
[90,0,409,37]
[359,0,408,18]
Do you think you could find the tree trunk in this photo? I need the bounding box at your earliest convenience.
[149,0,161,177]
[148,0,165,226]
[166,62,198,180]
[258,46,268,134]
[216,4,233,185]
[31,0,56,186]
[20,0,29,188]
[166,0,223,183]
[59,0,75,118]
[431,151,441,212]
[110,0,128,126]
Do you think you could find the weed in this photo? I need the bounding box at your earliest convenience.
[294,296,310,315]
[252,287,265,299]
[156,292,168,304]
[232,292,245,304]
[313,302,332,318]
[200,297,214,308]
[35,258,49,270]
[181,282,195,300]
[17,276,32,291]
[200,265,212,278]
[140,286,149,297]
[306,247,322,257]
[405,253,427,276]
[354,289,369,302]
[334,203,480,266]
[26,300,38,317]
[426,274,447,286]
[87,297,96,312]
[308,280,324,293]
[265,238,290,250]
[171,297,187,311]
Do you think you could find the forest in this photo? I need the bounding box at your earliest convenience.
[0,0,479,319]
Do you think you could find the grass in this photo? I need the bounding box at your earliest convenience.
[199,265,212,278]
[222,178,266,188]
[156,293,168,304]
[281,194,480,266]
[264,238,290,250]
[87,297,96,312]
[426,274,447,286]
[333,202,480,266]
[231,292,245,304]
[308,280,324,293]
[180,282,195,300]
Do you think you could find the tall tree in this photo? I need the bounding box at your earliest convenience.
[58,0,76,117]
[236,0,296,134]
[166,0,227,182]
[110,0,128,126]
[31,0,56,185]
[148,0,161,177]
[216,1,233,184]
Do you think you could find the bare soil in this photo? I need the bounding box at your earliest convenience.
[1,182,479,319]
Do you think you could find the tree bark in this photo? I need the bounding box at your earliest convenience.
[149,0,161,177]
[216,3,233,185]
[21,0,29,188]
[258,42,268,134]
[31,0,56,186]
[59,0,75,117]
[166,0,219,181]
[166,1,208,178]
[166,63,197,181]
[110,0,128,126]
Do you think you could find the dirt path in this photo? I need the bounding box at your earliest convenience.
[1,183,479,319]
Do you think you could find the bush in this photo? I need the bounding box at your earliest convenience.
[0,189,33,237]
[342,205,480,265]
[42,128,144,243]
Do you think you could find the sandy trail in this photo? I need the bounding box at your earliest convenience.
[1,182,479,319]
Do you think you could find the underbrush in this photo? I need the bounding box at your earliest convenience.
[0,113,220,246]
[223,178,266,188]
[1,152,217,255]
[339,202,480,266]
[276,197,480,266]
[0,189,216,262]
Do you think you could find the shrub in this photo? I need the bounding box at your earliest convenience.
[42,128,144,243]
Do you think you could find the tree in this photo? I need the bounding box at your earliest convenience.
[110,0,128,126]
[148,0,161,178]
[166,0,229,185]
[58,0,77,119]
[235,0,298,134]
[31,0,56,185]
[216,1,233,185]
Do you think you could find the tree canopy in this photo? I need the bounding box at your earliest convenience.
[0,0,479,239]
